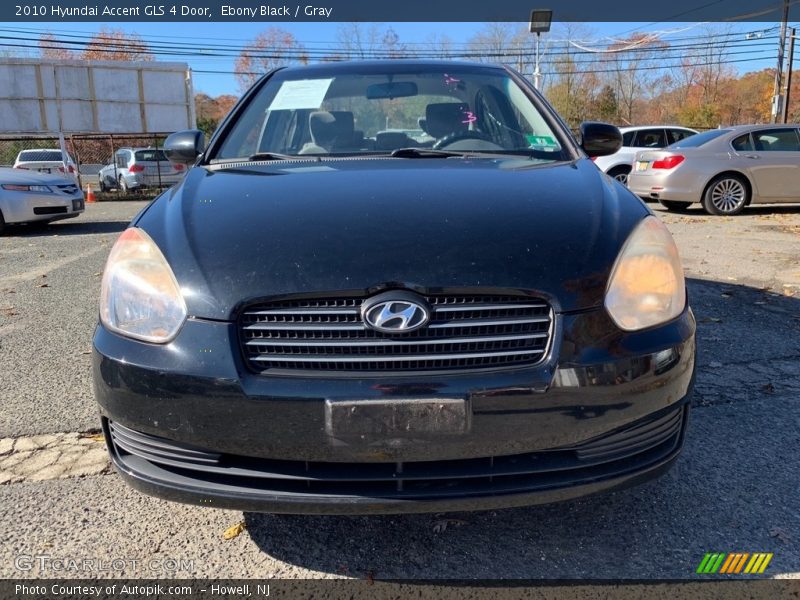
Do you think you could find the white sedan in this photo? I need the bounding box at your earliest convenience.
[0,168,85,233]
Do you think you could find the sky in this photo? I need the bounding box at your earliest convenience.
[2,21,792,96]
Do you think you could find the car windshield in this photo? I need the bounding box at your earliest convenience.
[667,129,731,149]
[134,149,168,162]
[212,64,568,161]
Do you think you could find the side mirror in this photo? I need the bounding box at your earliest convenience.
[164,129,205,166]
[580,122,622,157]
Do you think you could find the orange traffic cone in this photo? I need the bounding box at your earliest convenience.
[86,183,96,203]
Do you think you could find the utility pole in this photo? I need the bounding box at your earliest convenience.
[529,9,553,91]
[783,28,796,124]
[772,0,790,123]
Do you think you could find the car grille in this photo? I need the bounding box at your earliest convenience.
[33,206,68,215]
[56,184,79,195]
[239,293,553,374]
[105,406,685,500]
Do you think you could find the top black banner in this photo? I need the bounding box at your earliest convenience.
[2,0,794,22]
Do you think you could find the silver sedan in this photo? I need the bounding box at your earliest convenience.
[627,124,800,215]
[0,167,85,233]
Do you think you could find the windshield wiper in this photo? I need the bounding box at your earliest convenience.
[247,152,297,161]
[389,148,470,159]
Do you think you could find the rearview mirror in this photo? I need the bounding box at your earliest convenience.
[580,122,622,157]
[164,129,205,166]
[366,82,418,100]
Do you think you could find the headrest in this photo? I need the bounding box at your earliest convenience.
[425,103,469,138]
[309,111,353,146]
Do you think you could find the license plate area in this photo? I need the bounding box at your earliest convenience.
[325,397,469,437]
[635,160,649,172]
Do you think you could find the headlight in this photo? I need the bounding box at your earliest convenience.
[604,216,686,331]
[100,227,187,343]
[2,184,52,193]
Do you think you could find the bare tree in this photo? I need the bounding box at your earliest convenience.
[336,23,383,59]
[235,28,307,92]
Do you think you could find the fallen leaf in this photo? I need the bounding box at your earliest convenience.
[366,570,375,585]
[432,518,468,533]
[80,350,92,355]
[223,521,246,540]
[761,383,775,394]
[36,283,49,288]
[87,434,105,442]
[769,527,792,544]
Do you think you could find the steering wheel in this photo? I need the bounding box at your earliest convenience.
[433,130,495,149]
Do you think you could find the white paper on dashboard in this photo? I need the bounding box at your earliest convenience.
[270,79,334,110]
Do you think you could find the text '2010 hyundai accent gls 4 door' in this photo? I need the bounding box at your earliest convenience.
[93,61,695,515]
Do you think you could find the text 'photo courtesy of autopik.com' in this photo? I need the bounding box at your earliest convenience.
[0,0,798,599]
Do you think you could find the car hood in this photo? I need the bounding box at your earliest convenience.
[0,167,74,186]
[135,157,648,319]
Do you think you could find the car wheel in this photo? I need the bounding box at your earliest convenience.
[98,178,107,193]
[702,174,749,216]
[119,176,128,193]
[659,200,692,212]
[608,166,631,185]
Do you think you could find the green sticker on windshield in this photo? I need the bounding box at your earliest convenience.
[527,134,560,150]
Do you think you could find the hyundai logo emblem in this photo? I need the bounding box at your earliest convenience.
[362,292,430,333]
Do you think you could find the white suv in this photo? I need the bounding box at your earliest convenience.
[593,126,697,185]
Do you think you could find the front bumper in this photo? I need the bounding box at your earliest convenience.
[93,306,696,514]
[2,192,84,224]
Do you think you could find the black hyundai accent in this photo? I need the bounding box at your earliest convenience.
[93,60,695,514]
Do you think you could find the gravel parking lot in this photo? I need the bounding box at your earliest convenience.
[0,200,798,580]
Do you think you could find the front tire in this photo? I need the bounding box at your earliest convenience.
[702,174,749,215]
[659,200,692,212]
[608,166,631,185]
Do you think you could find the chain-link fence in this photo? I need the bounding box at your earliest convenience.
[0,132,180,199]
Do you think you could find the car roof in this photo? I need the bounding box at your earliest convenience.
[17,148,66,154]
[724,123,799,132]
[619,125,696,132]
[277,59,505,75]
[117,147,161,152]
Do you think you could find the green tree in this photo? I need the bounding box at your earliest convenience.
[594,85,618,122]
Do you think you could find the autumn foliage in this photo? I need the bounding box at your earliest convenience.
[39,28,154,61]
[234,28,308,91]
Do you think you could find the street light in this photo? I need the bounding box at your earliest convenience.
[529,9,553,91]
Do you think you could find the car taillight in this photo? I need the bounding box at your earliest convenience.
[58,166,65,172]
[129,164,145,173]
[651,155,685,169]
[68,165,75,173]
[173,164,184,171]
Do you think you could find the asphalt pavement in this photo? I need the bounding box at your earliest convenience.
[0,200,798,581]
